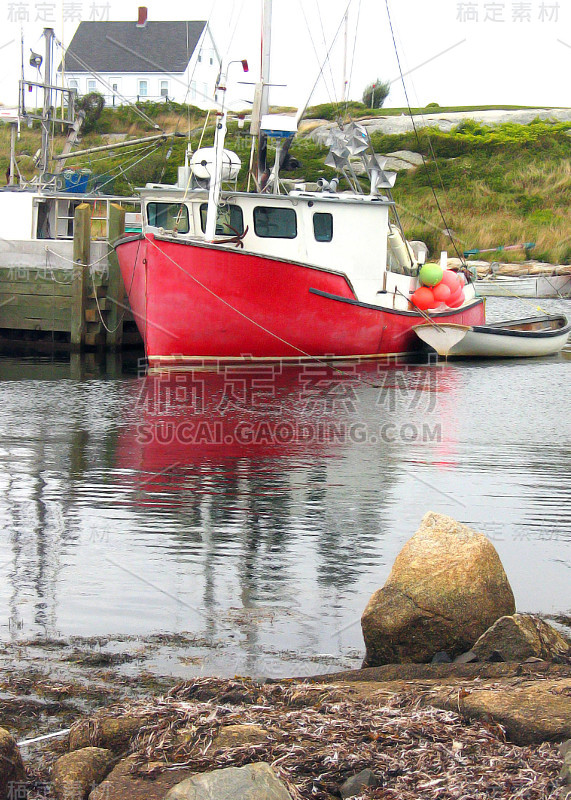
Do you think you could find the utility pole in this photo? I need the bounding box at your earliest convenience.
[40,27,55,175]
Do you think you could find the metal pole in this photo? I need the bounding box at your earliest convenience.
[9,123,16,185]
[257,0,272,186]
[40,27,55,174]
[53,132,182,160]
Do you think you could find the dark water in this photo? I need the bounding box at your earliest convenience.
[0,298,569,677]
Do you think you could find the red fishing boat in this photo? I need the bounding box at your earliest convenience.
[114,3,485,371]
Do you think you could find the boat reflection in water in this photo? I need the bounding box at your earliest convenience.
[113,358,464,674]
[118,359,459,496]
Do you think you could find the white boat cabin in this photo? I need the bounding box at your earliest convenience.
[137,185,437,310]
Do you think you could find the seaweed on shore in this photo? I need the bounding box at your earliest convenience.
[100,678,562,800]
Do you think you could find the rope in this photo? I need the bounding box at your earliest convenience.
[89,239,142,335]
[44,246,111,269]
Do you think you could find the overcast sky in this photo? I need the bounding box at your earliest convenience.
[0,0,568,112]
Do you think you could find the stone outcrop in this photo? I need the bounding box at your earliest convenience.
[305,109,571,143]
[88,756,195,800]
[472,614,571,662]
[0,728,25,800]
[361,513,515,666]
[70,714,150,753]
[212,724,268,750]
[561,739,571,784]
[424,677,571,745]
[52,747,114,800]
[165,762,293,800]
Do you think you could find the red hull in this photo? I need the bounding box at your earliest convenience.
[116,234,485,365]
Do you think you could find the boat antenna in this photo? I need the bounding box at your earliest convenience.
[384,0,468,269]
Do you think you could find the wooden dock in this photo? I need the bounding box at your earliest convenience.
[0,203,143,352]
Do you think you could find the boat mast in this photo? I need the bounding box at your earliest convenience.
[257,0,272,187]
[341,8,348,103]
[40,27,55,175]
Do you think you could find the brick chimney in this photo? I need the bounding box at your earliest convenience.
[137,7,148,27]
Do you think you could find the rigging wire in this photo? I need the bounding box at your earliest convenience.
[316,2,342,112]
[344,0,362,115]
[388,24,459,235]
[298,0,337,108]
[383,0,467,267]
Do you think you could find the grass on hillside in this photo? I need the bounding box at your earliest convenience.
[1,103,570,263]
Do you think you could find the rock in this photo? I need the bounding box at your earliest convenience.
[561,739,571,784]
[472,614,571,663]
[52,748,114,800]
[340,768,378,798]
[0,728,26,800]
[386,150,425,166]
[89,756,195,800]
[70,714,150,753]
[165,762,293,800]
[453,650,479,664]
[212,723,268,749]
[425,677,571,745]
[361,513,515,666]
[351,152,421,176]
[431,651,452,664]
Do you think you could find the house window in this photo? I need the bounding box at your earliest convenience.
[209,56,213,65]
[198,53,202,62]
[200,203,244,235]
[68,79,78,90]
[254,206,297,239]
[138,80,148,97]
[190,81,197,99]
[87,79,96,93]
[313,212,333,242]
[147,202,190,233]
[160,80,169,98]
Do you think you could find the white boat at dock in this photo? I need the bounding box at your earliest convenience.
[476,275,571,299]
[413,314,571,358]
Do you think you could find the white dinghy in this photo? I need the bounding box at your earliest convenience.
[413,314,571,358]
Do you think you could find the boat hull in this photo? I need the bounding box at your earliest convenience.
[413,317,571,357]
[116,233,486,366]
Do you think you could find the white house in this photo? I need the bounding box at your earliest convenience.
[60,8,221,109]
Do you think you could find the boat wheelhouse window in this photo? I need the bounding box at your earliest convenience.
[199,203,244,236]
[147,202,190,233]
[313,212,333,242]
[253,206,297,239]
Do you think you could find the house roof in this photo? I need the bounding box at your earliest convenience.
[62,20,208,74]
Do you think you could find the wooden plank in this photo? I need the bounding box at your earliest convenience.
[0,312,72,332]
[85,308,108,323]
[0,281,73,297]
[0,295,72,322]
[0,267,73,282]
[106,203,126,351]
[71,204,91,350]
[0,280,72,298]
